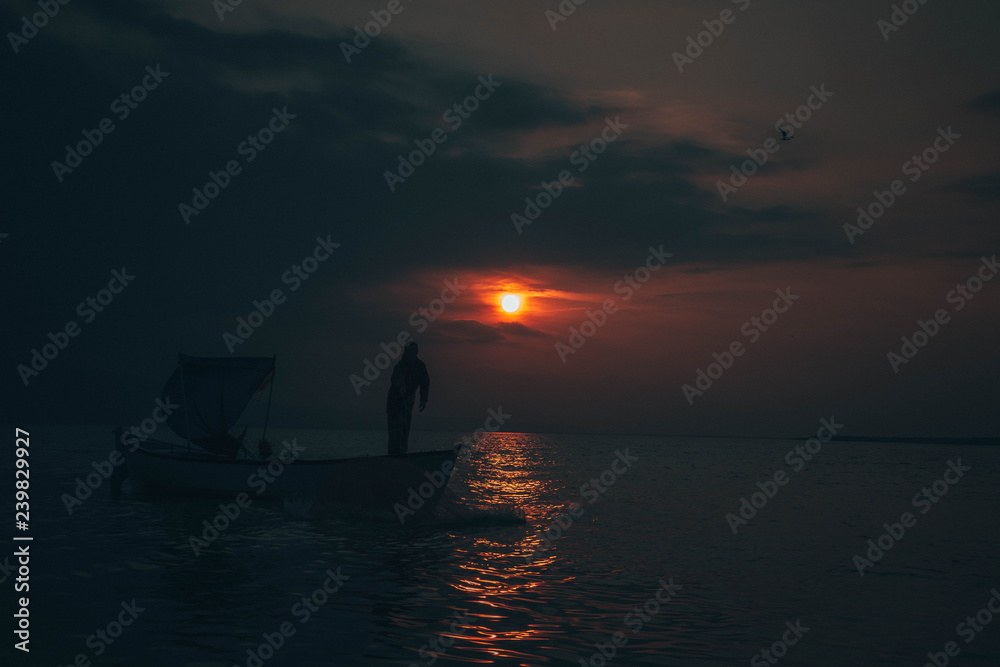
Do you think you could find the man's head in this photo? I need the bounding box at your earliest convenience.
[404,341,419,357]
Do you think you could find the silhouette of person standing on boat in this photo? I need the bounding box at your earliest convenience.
[386,341,429,456]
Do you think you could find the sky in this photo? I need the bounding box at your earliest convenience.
[3,0,999,437]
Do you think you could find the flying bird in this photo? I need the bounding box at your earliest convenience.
[779,127,795,141]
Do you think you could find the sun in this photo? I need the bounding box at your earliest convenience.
[501,293,522,313]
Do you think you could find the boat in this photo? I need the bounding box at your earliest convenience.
[112,354,459,517]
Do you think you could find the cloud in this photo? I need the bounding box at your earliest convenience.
[495,321,550,338]
[425,319,550,345]
[429,319,505,344]
[969,88,1000,114]
[3,0,891,285]
[943,172,1000,200]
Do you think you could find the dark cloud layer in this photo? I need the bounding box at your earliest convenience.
[944,172,1000,200]
[969,88,1000,114]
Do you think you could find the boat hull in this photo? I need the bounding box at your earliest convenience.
[122,440,459,516]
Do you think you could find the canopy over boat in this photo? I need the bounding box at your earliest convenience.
[161,354,275,457]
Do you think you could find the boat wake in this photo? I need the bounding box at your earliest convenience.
[422,497,527,529]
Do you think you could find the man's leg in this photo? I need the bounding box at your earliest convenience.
[387,410,403,456]
[401,407,413,454]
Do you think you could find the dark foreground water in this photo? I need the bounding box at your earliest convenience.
[7,425,1000,666]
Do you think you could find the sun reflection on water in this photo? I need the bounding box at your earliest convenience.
[425,433,593,663]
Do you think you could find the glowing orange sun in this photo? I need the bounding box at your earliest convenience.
[501,294,522,313]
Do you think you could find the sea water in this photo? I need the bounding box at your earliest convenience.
[6,425,1000,666]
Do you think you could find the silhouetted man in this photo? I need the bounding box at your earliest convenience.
[386,341,429,456]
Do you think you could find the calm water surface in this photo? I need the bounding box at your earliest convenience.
[12,425,1000,666]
